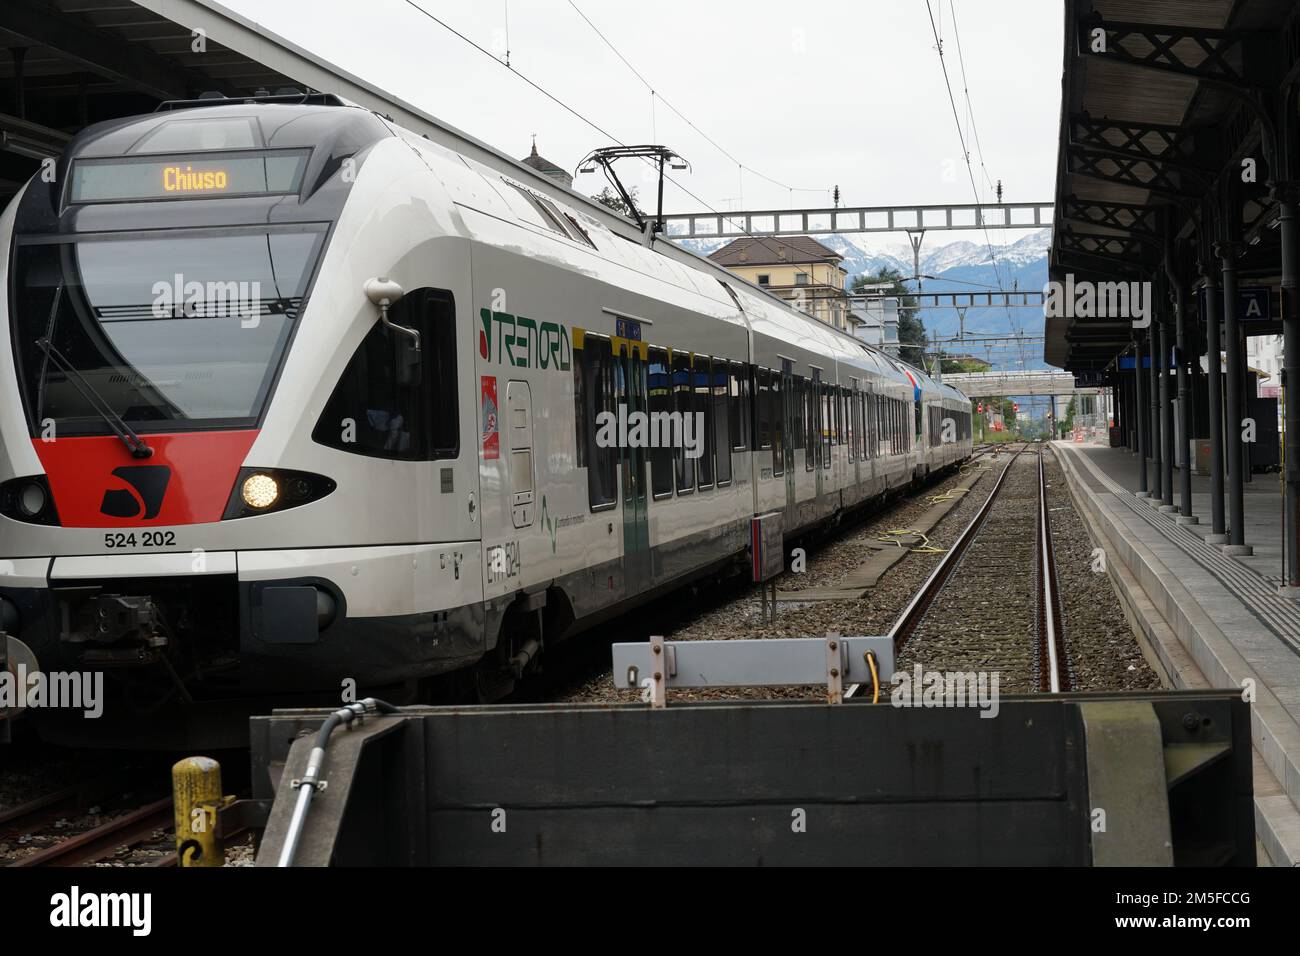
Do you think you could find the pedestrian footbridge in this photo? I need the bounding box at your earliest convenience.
[941,370,1102,398]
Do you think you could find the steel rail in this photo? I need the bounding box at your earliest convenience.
[846,443,1029,698]
[1037,449,1069,693]
[8,797,173,867]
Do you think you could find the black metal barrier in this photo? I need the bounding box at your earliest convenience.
[249,690,1254,866]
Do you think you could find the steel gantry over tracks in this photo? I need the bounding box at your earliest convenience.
[941,370,1105,399]
[662,200,1054,241]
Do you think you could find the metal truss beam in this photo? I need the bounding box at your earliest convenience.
[1066,145,1201,199]
[1058,227,1149,263]
[1069,113,1214,175]
[1053,248,1145,280]
[1060,198,1164,243]
[662,201,1053,240]
[851,291,1043,309]
[1077,15,1271,90]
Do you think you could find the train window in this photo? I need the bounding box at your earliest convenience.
[821,384,831,469]
[562,212,597,248]
[648,347,673,498]
[859,394,867,460]
[883,399,890,455]
[314,288,458,460]
[754,369,769,452]
[577,334,618,508]
[771,371,783,477]
[863,392,873,460]
[673,351,695,494]
[833,388,841,447]
[876,395,883,459]
[842,389,849,447]
[800,382,811,470]
[574,348,588,469]
[713,359,732,485]
[848,390,858,463]
[728,361,748,452]
[694,355,714,489]
[860,394,867,459]
[505,181,577,240]
[792,376,805,451]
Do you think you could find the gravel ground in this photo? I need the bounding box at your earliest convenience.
[557,444,1161,703]
[1042,447,1161,691]
[895,454,1041,692]
[557,452,1007,703]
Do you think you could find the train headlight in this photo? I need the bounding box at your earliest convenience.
[17,482,46,517]
[0,475,59,526]
[223,468,335,520]
[241,473,280,509]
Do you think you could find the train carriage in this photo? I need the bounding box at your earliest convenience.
[0,97,972,746]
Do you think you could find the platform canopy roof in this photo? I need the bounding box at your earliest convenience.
[0,0,615,219]
[1046,0,1300,373]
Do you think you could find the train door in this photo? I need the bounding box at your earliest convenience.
[781,359,795,513]
[618,341,650,594]
[506,381,535,529]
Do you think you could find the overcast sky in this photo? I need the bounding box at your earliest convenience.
[221,0,1062,246]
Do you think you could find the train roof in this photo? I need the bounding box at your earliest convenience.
[53,96,965,402]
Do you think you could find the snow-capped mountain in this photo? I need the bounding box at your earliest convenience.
[678,228,1049,281]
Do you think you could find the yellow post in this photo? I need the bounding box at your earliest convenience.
[172,756,224,867]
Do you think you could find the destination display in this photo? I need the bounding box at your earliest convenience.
[69,149,309,202]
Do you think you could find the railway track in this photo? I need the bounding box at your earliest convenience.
[849,442,1071,698]
[1,785,175,868]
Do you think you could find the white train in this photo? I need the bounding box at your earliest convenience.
[0,97,972,746]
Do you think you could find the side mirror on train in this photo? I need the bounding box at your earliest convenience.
[364,277,422,386]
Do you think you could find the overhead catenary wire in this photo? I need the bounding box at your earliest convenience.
[401,2,830,263]
[403,0,1013,376]
[564,0,830,205]
[924,0,1025,368]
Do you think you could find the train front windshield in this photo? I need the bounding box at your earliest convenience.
[10,227,324,435]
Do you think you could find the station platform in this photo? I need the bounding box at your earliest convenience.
[1053,441,1300,866]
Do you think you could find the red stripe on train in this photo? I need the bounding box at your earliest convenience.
[32,431,259,528]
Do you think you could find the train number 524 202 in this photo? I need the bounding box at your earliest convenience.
[104,531,177,549]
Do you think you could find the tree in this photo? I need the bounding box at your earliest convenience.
[852,268,926,365]
[939,355,991,374]
[1057,396,1078,439]
[592,185,642,219]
